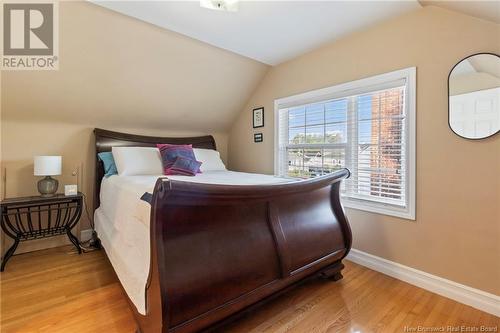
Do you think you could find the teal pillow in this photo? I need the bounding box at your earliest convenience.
[98,152,118,177]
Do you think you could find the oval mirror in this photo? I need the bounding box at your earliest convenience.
[449,53,500,139]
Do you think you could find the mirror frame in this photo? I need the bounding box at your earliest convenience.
[448,52,500,140]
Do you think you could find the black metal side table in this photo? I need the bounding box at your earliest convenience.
[0,193,83,271]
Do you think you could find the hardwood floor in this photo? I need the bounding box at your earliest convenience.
[0,246,136,333]
[1,246,498,332]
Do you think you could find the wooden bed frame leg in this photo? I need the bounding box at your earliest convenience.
[319,261,345,281]
[329,271,343,281]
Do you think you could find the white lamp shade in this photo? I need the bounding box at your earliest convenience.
[34,156,62,176]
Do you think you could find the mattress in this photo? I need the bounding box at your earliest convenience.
[95,171,293,315]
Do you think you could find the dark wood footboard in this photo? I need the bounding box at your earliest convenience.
[139,169,351,333]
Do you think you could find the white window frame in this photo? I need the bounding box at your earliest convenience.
[274,67,416,220]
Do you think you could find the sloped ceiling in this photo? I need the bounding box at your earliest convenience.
[91,1,421,65]
[420,1,500,23]
[1,1,268,132]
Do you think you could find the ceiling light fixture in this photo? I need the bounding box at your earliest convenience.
[200,0,239,12]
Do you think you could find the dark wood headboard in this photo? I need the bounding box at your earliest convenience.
[93,128,217,211]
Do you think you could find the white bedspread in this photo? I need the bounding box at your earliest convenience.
[94,171,292,315]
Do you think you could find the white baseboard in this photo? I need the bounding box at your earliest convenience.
[15,235,70,255]
[80,229,93,242]
[346,249,500,317]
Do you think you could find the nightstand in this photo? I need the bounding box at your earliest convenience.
[0,193,83,271]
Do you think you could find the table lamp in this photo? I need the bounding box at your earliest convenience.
[34,156,62,197]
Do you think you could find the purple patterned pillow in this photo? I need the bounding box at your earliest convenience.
[167,156,202,176]
[157,144,201,174]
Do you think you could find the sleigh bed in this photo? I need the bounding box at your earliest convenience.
[93,128,352,333]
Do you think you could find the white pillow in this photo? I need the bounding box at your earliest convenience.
[112,147,163,176]
[193,148,226,172]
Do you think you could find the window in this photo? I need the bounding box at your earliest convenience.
[275,68,416,220]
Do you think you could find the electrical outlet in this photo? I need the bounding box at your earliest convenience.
[80,229,93,242]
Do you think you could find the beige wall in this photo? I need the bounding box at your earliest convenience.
[2,1,268,130]
[1,2,267,240]
[228,6,500,294]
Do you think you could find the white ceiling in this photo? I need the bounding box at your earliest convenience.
[420,1,500,24]
[452,55,500,79]
[452,59,476,76]
[91,1,421,65]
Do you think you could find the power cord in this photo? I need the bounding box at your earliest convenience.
[78,192,101,253]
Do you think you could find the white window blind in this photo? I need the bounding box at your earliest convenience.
[275,68,416,220]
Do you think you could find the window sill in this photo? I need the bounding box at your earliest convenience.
[341,198,415,221]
